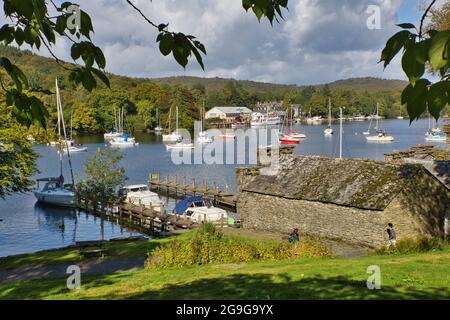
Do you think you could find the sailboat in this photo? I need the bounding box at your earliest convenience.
[154,109,163,134]
[110,107,139,147]
[60,111,87,153]
[284,105,306,139]
[425,117,447,142]
[165,106,194,150]
[34,79,76,208]
[104,107,123,140]
[197,100,213,144]
[162,106,183,142]
[324,98,334,135]
[397,106,404,120]
[366,103,394,142]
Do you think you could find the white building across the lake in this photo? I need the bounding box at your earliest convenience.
[205,106,252,123]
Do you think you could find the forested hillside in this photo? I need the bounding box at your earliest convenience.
[0,45,428,136]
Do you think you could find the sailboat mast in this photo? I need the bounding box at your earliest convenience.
[339,107,343,159]
[176,105,179,133]
[328,98,332,126]
[55,80,63,177]
[56,78,75,186]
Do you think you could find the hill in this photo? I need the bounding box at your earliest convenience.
[328,77,408,91]
[0,45,406,93]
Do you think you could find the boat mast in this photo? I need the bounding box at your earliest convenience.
[176,105,179,134]
[339,107,343,159]
[55,80,63,177]
[328,98,332,127]
[114,107,118,132]
[56,78,75,186]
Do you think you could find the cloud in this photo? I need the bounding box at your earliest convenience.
[16,0,412,84]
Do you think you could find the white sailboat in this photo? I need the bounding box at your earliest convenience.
[59,111,87,153]
[324,98,334,135]
[154,109,163,134]
[366,103,394,142]
[397,106,404,120]
[104,107,123,140]
[425,117,447,142]
[34,79,76,207]
[162,106,183,142]
[197,100,213,144]
[166,106,193,150]
[110,107,139,147]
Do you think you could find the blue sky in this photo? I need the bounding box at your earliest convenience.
[398,0,422,22]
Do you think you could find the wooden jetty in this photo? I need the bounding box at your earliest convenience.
[76,198,168,236]
[148,173,237,211]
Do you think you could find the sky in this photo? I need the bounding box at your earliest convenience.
[5,0,446,85]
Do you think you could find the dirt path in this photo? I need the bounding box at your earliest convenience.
[0,257,146,284]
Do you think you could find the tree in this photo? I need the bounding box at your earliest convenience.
[380,0,449,122]
[0,104,37,198]
[72,102,100,134]
[76,148,127,213]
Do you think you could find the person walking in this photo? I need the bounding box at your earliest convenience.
[386,223,397,248]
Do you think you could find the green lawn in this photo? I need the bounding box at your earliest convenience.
[1,246,450,300]
[0,233,192,270]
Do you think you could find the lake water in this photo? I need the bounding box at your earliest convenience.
[0,119,447,257]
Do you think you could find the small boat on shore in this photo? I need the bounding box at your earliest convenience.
[173,196,228,224]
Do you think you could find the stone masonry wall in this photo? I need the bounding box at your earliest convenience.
[237,192,387,248]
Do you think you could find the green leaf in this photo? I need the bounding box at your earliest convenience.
[427,81,449,120]
[402,46,425,84]
[159,33,174,56]
[402,79,430,123]
[397,23,416,29]
[429,30,450,71]
[380,30,411,68]
[91,68,110,88]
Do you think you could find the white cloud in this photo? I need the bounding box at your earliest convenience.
[15,0,413,84]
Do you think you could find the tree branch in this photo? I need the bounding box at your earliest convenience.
[419,0,437,38]
[38,35,71,71]
[125,0,160,29]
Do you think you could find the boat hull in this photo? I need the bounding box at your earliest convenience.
[33,190,76,208]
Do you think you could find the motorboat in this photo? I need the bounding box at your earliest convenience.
[250,112,281,127]
[425,132,447,142]
[173,196,228,224]
[119,184,164,213]
[218,134,236,141]
[166,142,195,150]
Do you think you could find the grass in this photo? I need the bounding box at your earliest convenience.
[1,245,450,300]
[0,232,193,270]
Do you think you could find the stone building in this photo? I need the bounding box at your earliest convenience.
[236,147,450,248]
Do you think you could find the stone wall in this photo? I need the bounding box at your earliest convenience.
[237,191,387,247]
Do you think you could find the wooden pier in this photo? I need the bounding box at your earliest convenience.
[148,173,237,211]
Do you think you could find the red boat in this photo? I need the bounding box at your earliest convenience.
[279,136,301,144]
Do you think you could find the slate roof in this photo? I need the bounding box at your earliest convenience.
[242,156,440,211]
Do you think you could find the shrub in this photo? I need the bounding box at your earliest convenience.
[374,237,447,255]
[146,223,331,269]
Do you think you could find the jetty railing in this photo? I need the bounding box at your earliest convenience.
[148,173,237,211]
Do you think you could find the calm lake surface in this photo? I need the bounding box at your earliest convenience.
[0,119,446,257]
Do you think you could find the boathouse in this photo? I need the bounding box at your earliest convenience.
[236,147,450,248]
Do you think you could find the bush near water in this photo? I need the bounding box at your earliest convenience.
[146,223,330,269]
